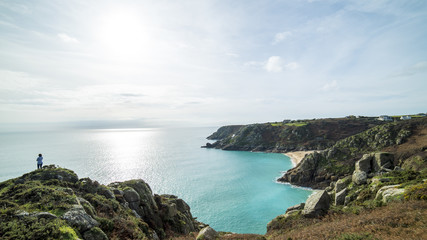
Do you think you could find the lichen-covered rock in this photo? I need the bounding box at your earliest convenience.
[196,226,218,240]
[352,170,367,185]
[0,167,203,240]
[335,176,352,193]
[123,187,140,203]
[375,185,405,203]
[302,190,331,217]
[156,194,197,234]
[62,205,99,232]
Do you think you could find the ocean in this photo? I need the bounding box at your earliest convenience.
[0,127,312,234]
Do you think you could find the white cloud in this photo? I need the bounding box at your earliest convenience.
[263,56,298,72]
[57,33,79,43]
[264,56,284,72]
[273,31,292,44]
[322,80,339,91]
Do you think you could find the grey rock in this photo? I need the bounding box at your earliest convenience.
[335,176,351,193]
[302,190,331,217]
[62,205,99,232]
[355,154,373,172]
[123,188,140,203]
[373,152,394,171]
[335,188,348,206]
[196,226,218,240]
[375,185,405,203]
[352,170,367,185]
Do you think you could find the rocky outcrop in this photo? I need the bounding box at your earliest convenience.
[207,125,243,140]
[62,205,100,233]
[302,190,331,217]
[278,118,425,188]
[352,152,394,185]
[0,167,202,240]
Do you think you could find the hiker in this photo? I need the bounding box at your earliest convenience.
[36,153,43,169]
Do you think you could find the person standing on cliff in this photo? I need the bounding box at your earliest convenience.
[36,153,43,169]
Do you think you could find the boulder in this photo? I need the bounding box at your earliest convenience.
[352,170,367,185]
[123,188,140,203]
[335,188,348,206]
[62,205,99,232]
[196,226,218,240]
[355,154,373,172]
[375,185,405,203]
[373,152,394,171]
[302,190,331,217]
[335,176,351,193]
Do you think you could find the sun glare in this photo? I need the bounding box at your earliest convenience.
[96,8,148,57]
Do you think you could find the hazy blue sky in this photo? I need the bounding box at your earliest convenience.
[1,0,426,129]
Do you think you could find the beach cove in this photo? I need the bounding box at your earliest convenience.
[284,151,315,167]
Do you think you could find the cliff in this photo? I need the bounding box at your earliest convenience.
[279,117,427,189]
[203,118,384,152]
[0,166,203,240]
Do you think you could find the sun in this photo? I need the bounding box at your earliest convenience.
[96,8,148,57]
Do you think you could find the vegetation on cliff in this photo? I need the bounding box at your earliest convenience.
[0,166,203,240]
[204,118,385,152]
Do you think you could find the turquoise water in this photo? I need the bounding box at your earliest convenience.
[0,127,312,234]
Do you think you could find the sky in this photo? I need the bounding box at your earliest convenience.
[1,0,426,129]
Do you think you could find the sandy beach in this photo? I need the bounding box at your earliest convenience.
[284,151,315,167]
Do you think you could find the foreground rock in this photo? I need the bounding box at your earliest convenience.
[0,166,202,239]
[196,226,218,240]
[302,190,331,217]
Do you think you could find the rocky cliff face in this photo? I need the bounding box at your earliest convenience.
[279,117,427,189]
[267,150,427,240]
[0,166,203,240]
[203,118,384,153]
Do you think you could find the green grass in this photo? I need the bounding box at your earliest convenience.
[285,122,308,127]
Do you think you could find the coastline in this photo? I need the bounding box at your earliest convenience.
[284,151,315,167]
